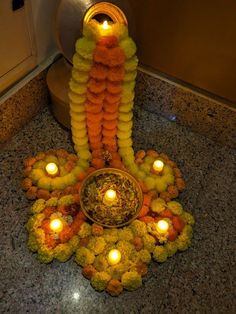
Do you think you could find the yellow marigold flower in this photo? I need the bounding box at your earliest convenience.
[130,220,147,237]
[29,169,45,184]
[121,271,142,291]
[151,198,166,213]
[54,243,73,262]
[87,237,106,255]
[167,201,183,215]
[37,245,54,264]
[75,37,96,60]
[27,233,38,252]
[37,177,52,190]
[117,240,134,259]
[118,227,134,241]
[165,242,178,257]
[142,234,156,253]
[103,229,119,243]
[31,199,45,214]
[45,197,58,207]
[69,235,80,250]
[75,247,95,267]
[144,177,156,190]
[124,56,138,72]
[78,223,92,238]
[91,271,111,292]
[153,246,168,263]
[120,38,137,59]
[58,195,74,206]
[138,249,151,264]
[155,177,168,193]
[180,212,195,225]
[93,255,109,272]
[72,69,89,83]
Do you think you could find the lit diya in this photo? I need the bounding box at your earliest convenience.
[80,168,143,227]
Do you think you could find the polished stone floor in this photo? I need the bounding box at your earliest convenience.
[0,106,235,313]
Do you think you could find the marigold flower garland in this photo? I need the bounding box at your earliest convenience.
[23,20,194,296]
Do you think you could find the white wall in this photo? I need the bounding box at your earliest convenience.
[30,0,60,64]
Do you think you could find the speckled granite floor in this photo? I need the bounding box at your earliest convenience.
[0,105,235,314]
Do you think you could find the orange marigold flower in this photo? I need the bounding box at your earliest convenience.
[135,150,146,160]
[87,125,102,137]
[91,149,103,158]
[87,91,105,105]
[107,66,125,82]
[24,157,36,167]
[56,149,69,158]
[173,167,182,178]
[35,152,46,161]
[159,191,172,202]
[87,111,103,122]
[90,142,103,150]
[132,237,143,251]
[59,226,74,243]
[82,265,97,280]
[105,93,121,104]
[137,205,149,218]
[23,166,32,177]
[166,160,177,168]
[94,46,125,67]
[146,150,159,158]
[91,158,105,169]
[102,137,117,146]
[103,111,118,121]
[90,63,108,80]
[88,78,106,94]
[176,178,186,191]
[92,223,104,236]
[21,178,32,190]
[103,100,120,113]
[89,134,102,144]
[102,127,117,137]
[136,261,148,276]
[107,81,122,94]
[103,119,117,130]
[85,101,103,114]
[106,279,123,297]
[167,185,179,198]
[37,189,50,200]
[98,36,118,48]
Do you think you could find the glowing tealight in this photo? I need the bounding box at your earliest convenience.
[153,159,164,173]
[156,220,169,234]
[50,219,63,232]
[104,189,117,204]
[101,20,109,30]
[45,162,58,175]
[108,249,121,265]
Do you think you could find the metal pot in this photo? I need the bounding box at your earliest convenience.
[54,0,135,63]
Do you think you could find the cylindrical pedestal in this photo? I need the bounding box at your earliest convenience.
[46,57,71,129]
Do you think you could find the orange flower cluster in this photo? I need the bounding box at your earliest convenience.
[42,205,87,249]
[85,36,126,170]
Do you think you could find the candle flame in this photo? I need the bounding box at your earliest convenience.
[102,20,109,30]
[104,189,117,201]
[46,162,58,175]
[156,220,169,233]
[153,159,164,172]
[50,219,63,232]
[108,249,121,265]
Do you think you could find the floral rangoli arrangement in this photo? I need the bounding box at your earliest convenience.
[22,20,194,296]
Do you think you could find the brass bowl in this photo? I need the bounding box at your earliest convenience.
[79,168,143,228]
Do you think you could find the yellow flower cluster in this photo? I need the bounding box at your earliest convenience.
[22,150,83,200]
[27,196,80,263]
